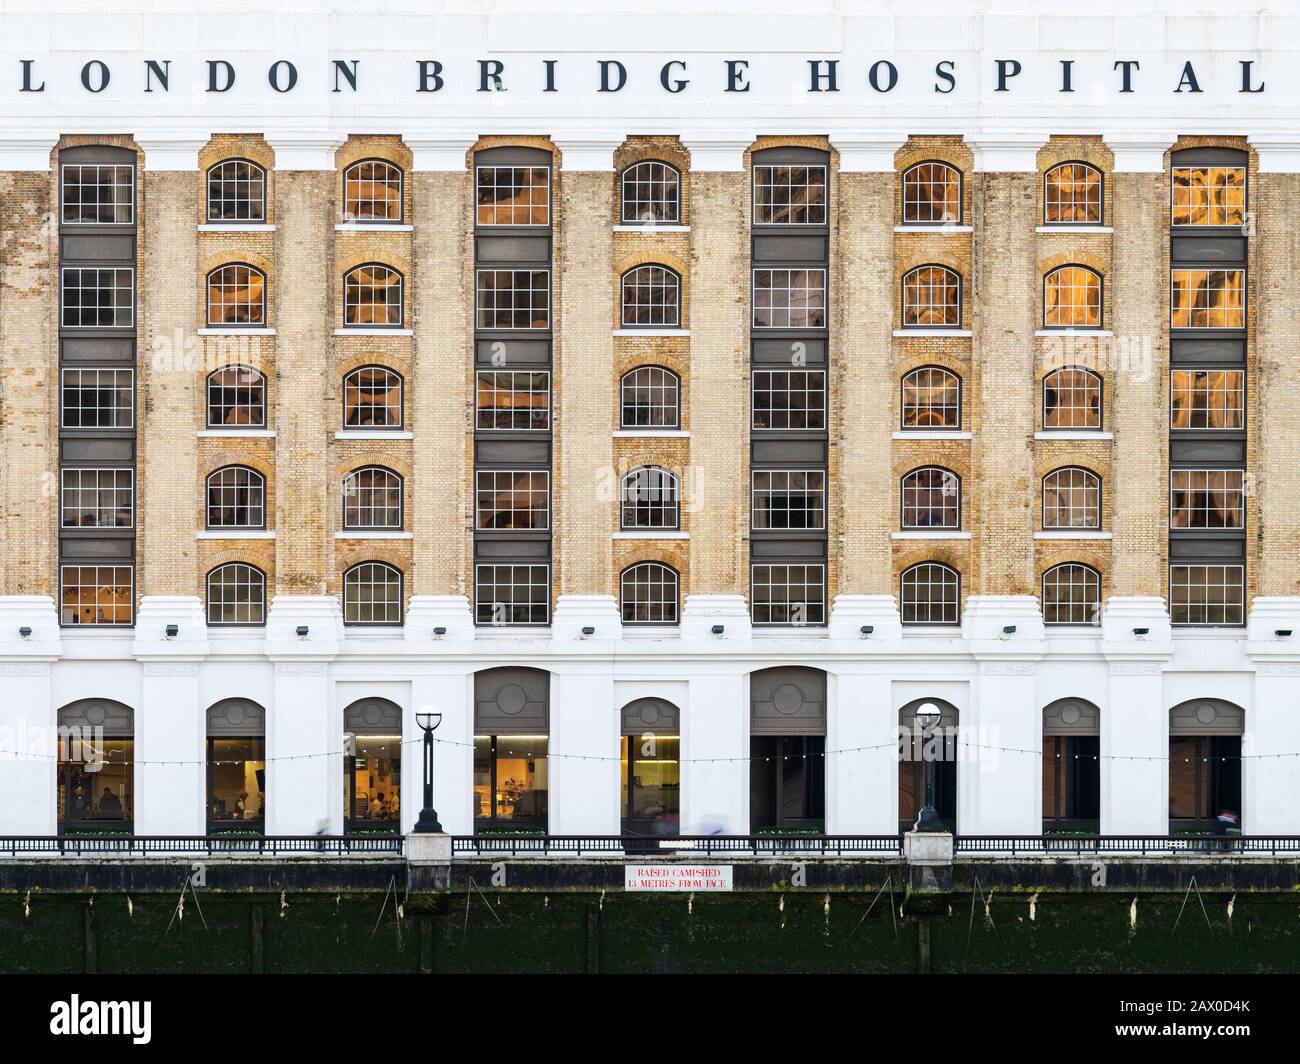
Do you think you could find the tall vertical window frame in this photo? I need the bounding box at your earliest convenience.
[61,468,134,529]
[475,370,551,431]
[751,563,826,626]
[621,160,680,224]
[61,368,134,429]
[1170,369,1245,431]
[1043,162,1103,225]
[60,565,134,626]
[752,268,826,329]
[476,269,550,330]
[1170,268,1245,330]
[61,163,135,225]
[1169,564,1245,627]
[752,470,826,530]
[475,564,551,626]
[61,267,134,329]
[475,470,550,531]
[1170,469,1245,529]
[752,368,826,431]
[206,159,266,223]
[343,159,404,223]
[1171,165,1247,227]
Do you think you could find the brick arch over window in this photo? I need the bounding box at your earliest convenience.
[1041,562,1102,626]
[342,158,404,223]
[1042,160,1105,225]
[900,466,961,530]
[205,465,266,530]
[619,159,682,224]
[342,561,404,626]
[900,160,963,224]
[206,263,266,327]
[205,562,267,627]
[1043,264,1103,329]
[620,263,681,328]
[341,466,404,531]
[342,263,404,327]
[619,365,681,429]
[205,158,267,223]
[899,561,962,626]
[1041,365,1103,430]
[205,364,267,428]
[620,560,680,625]
[902,264,961,328]
[900,365,962,430]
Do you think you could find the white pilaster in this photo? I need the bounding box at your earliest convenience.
[263,134,346,170]
[548,664,620,835]
[135,661,204,835]
[832,137,905,173]
[681,671,748,834]
[1246,597,1300,832]
[552,137,623,171]
[1104,134,1174,173]
[965,134,1045,172]
[826,670,897,834]
[679,136,752,172]
[0,137,57,171]
[136,135,206,171]
[408,670,474,835]
[407,135,476,172]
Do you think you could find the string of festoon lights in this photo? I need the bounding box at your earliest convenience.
[0,733,1286,768]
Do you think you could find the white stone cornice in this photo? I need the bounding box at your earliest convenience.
[552,137,624,172]
[407,135,476,173]
[1104,134,1173,173]
[833,137,905,174]
[263,134,346,171]
[136,135,206,172]
[0,137,57,171]
[1249,135,1300,174]
[965,134,1045,173]
[679,136,753,173]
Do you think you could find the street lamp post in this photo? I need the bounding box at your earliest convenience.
[913,702,943,833]
[414,710,444,833]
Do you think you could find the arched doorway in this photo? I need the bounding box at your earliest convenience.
[343,697,402,833]
[1042,698,1100,831]
[57,699,134,833]
[206,699,266,834]
[474,668,549,832]
[1169,698,1243,834]
[898,698,958,833]
[749,667,826,833]
[619,698,681,837]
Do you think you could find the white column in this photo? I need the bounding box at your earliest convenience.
[1246,598,1300,832]
[680,671,748,834]
[0,660,56,834]
[966,662,1042,834]
[134,662,204,835]
[548,664,620,835]
[826,671,896,834]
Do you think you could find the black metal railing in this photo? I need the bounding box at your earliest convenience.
[451,835,903,857]
[0,835,404,857]
[954,835,1300,855]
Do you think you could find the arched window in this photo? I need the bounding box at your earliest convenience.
[1044,265,1102,329]
[901,467,960,529]
[902,161,961,224]
[900,562,960,626]
[343,562,403,625]
[620,366,680,428]
[206,466,265,529]
[206,264,265,326]
[206,562,266,625]
[1042,366,1102,429]
[902,265,960,327]
[207,159,266,223]
[620,562,680,624]
[343,366,403,428]
[343,466,403,530]
[1042,564,1101,626]
[1042,467,1101,530]
[1044,162,1102,225]
[206,365,266,428]
[57,700,134,831]
[344,159,403,222]
[621,264,680,327]
[621,466,680,530]
[901,366,961,429]
[621,160,680,224]
[343,264,403,327]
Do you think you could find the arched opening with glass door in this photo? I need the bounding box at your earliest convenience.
[619,698,681,837]
[343,697,403,833]
[474,668,550,832]
[1169,698,1243,835]
[749,667,826,834]
[57,699,134,834]
[1042,698,1100,833]
[898,698,959,833]
[206,699,266,834]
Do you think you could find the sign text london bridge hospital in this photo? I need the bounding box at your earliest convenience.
[8,56,1275,99]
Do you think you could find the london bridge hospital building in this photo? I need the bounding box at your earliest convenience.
[1,1,1298,844]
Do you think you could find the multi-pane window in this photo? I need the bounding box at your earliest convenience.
[752,470,826,530]
[61,368,133,428]
[344,160,403,222]
[475,470,550,530]
[1170,564,1244,626]
[475,563,550,625]
[1043,162,1102,225]
[901,366,961,429]
[61,469,133,529]
[752,369,826,430]
[1042,467,1101,530]
[753,269,826,329]
[62,267,133,328]
[620,366,679,429]
[207,563,266,626]
[621,161,680,224]
[1044,266,1102,328]
[343,366,402,428]
[343,265,403,327]
[206,365,265,428]
[206,466,265,529]
[1170,269,1245,329]
[344,562,403,625]
[1043,367,1102,430]
[752,563,825,626]
[206,160,266,223]
[476,269,550,329]
[62,164,134,224]
[900,562,960,625]
[902,266,960,327]
[342,467,403,530]
[621,467,680,530]
[475,370,550,430]
[901,468,960,529]
[754,165,827,225]
[621,265,680,327]
[1042,563,1101,626]
[60,565,133,626]
[206,264,265,326]
[902,162,961,224]
[1170,469,1245,529]
[621,562,679,625]
[1171,166,1246,227]
[476,166,550,226]
[1170,370,1244,430]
